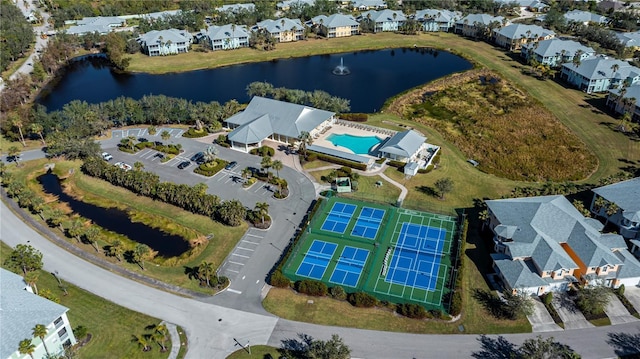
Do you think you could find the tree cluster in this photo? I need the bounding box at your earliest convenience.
[137,11,203,33]
[280,334,351,359]
[47,0,173,28]
[246,81,351,113]
[573,24,625,56]
[0,1,35,72]
[283,0,339,22]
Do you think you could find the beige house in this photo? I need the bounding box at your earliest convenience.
[493,24,555,51]
[309,14,360,38]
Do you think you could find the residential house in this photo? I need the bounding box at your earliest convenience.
[351,0,387,11]
[377,130,426,162]
[590,177,640,239]
[564,10,609,25]
[454,14,508,38]
[521,38,595,67]
[137,29,192,56]
[359,9,406,33]
[310,14,360,38]
[277,0,315,11]
[66,16,126,36]
[205,24,250,50]
[616,31,640,50]
[486,195,640,295]
[216,3,255,13]
[224,96,336,152]
[560,56,640,93]
[253,18,305,42]
[495,0,549,14]
[1,268,77,359]
[598,0,625,13]
[606,84,640,121]
[414,9,461,32]
[141,10,182,21]
[493,23,555,51]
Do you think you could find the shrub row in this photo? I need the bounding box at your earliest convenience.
[181,128,209,138]
[340,113,368,122]
[448,219,468,317]
[347,292,378,308]
[193,160,227,177]
[249,145,275,157]
[396,303,427,319]
[417,165,434,174]
[387,160,405,168]
[307,151,367,170]
[296,280,328,296]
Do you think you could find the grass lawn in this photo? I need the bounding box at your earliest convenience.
[226,345,280,359]
[0,134,44,155]
[7,158,247,293]
[307,169,401,205]
[1,241,169,359]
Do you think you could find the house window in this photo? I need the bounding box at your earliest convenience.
[54,316,63,328]
[602,266,608,273]
[58,327,67,339]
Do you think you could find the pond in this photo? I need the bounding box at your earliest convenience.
[37,47,472,113]
[39,173,190,257]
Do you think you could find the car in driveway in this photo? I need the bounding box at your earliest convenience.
[101,152,113,161]
[225,161,238,170]
[177,161,191,169]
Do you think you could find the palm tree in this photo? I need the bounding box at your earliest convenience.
[199,261,214,287]
[18,339,36,359]
[271,159,283,178]
[151,324,169,352]
[133,244,150,270]
[298,131,312,154]
[109,240,124,261]
[134,161,145,171]
[9,113,26,146]
[241,167,252,184]
[83,226,100,252]
[255,202,269,224]
[131,334,151,352]
[32,324,50,357]
[30,123,46,145]
[611,63,620,77]
[24,271,39,295]
[67,218,85,243]
[605,203,620,226]
[261,156,273,177]
[161,130,171,143]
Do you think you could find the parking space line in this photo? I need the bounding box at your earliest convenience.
[227,288,242,294]
[236,246,254,252]
[231,253,250,258]
[241,239,260,245]
[245,233,263,239]
[228,261,245,266]
[226,270,240,274]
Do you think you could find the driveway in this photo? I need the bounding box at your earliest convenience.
[552,293,595,330]
[604,294,639,325]
[527,296,563,332]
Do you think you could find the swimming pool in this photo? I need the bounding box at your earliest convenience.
[327,133,384,155]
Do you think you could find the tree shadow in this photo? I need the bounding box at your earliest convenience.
[471,335,519,359]
[416,185,438,198]
[184,266,200,281]
[278,333,313,359]
[123,250,135,264]
[608,332,640,358]
[472,289,508,319]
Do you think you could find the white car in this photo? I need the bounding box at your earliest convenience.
[101,152,113,161]
[114,162,132,171]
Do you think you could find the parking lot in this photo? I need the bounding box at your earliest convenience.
[217,229,266,285]
[112,127,184,139]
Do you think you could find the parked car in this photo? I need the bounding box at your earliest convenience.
[190,152,204,162]
[177,161,190,170]
[101,152,113,161]
[225,161,238,170]
[114,162,132,171]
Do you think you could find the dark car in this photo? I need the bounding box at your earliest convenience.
[177,161,190,169]
[225,161,238,170]
[190,152,204,162]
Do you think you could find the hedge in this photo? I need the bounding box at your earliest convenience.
[193,160,228,177]
[249,145,275,157]
[340,113,368,122]
[308,151,367,170]
[418,165,434,174]
[269,270,291,288]
[387,160,405,168]
[181,128,209,138]
[347,292,378,308]
[396,303,427,319]
[329,286,347,300]
[448,219,468,317]
[296,280,328,296]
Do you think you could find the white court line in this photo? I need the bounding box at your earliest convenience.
[241,239,260,245]
[227,288,242,294]
[231,253,250,258]
[236,246,254,252]
[228,261,245,266]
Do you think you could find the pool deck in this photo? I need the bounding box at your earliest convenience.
[313,123,392,156]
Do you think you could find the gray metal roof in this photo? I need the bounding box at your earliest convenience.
[255,18,305,33]
[522,38,595,58]
[311,14,359,28]
[564,10,609,24]
[378,130,425,158]
[616,31,640,47]
[307,145,372,164]
[217,3,255,12]
[614,249,640,280]
[414,9,462,23]
[142,10,182,20]
[609,85,640,110]
[360,9,407,23]
[491,254,548,289]
[352,0,387,9]
[494,23,555,40]
[278,0,315,9]
[562,56,640,81]
[76,16,124,26]
[456,13,506,26]
[66,24,111,35]
[226,97,335,144]
[206,24,250,41]
[592,177,640,222]
[1,268,70,359]
[138,29,191,45]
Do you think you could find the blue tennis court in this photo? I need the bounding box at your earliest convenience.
[385,223,448,291]
[351,207,385,239]
[295,240,338,280]
[330,246,370,287]
[321,202,357,234]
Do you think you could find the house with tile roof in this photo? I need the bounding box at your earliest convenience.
[454,14,508,38]
[493,24,555,51]
[359,9,406,33]
[66,16,126,36]
[590,177,640,239]
[137,29,192,56]
[351,0,387,11]
[205,24,250,50]
[521,38,595,67]
[377,130,426,162]
[224,97,336,152]
[253,18,305,42]
[1,268,77,359]
[564,10,609,25]
[310,14,360,38]
[486,195,640,295]
[560,56,640,93]
[414,9,462,32]
[606,84,640,120]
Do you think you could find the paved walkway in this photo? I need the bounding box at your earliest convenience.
[163,321,181,359]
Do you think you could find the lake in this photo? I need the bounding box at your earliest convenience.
[37,48,472,113]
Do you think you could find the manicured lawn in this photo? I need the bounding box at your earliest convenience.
[226,345,280,359]
[307,169,401,205]
[7,158,247,293]
[1,241,169,359]
[0,134,44,155]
